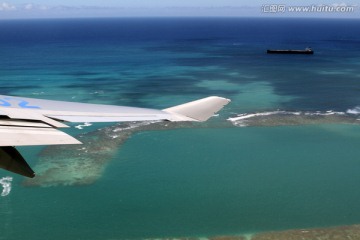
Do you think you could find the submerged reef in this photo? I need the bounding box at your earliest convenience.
[145,224,360,240]
[251,224,360,240]
[208,236,247,240]
[23,109,359,187]
[22,121,198,187]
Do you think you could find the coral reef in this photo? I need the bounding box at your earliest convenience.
[22,121,195,187]
[145,224,360,240]
[22,110,359,187]
[252,224,360,240]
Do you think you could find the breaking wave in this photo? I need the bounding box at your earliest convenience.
[0,177,13,197]
[75,122,92,130]
[347,106,360,115]
[228,110,359,127]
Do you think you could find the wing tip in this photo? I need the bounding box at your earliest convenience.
[163,96,231,122]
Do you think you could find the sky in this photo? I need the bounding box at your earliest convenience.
[0,1,359,19]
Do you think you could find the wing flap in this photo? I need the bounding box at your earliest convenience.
[0,107,69,128]
[0,126,81,146]
[0,119,51,128]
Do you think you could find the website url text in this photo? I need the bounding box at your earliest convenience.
[262,4,356,14]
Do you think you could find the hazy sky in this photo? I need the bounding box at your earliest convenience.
[0,1,359,19]
[4,0,360,7]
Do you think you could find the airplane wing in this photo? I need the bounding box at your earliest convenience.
[0,94,230,178]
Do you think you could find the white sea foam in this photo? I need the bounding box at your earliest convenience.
[304,110,345,116]
[228,111,287,122]
[75,122,92,130]
[31,91,45,95]
[0,177,13,197]
[227,110,352,127]
[347,106,360,115]
[112,120,161,133]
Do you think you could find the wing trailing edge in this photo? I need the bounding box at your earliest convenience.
[0,124,81,147]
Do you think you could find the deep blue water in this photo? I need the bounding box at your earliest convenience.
[0,18,360,239]
[1,18,360,111]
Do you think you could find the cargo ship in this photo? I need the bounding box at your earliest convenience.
[267,47,314,54]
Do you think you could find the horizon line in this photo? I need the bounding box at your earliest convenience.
[1,15,360,21]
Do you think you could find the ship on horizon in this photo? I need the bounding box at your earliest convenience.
[267,47,314,54]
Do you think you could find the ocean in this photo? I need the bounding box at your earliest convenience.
[0,17,360,239]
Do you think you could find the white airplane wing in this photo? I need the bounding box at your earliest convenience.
[0,94,230,178]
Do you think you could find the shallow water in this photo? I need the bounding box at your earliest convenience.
[1,18,360,239]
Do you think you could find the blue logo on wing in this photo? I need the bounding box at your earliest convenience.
[0,98,41,109]
[0,99,11,107]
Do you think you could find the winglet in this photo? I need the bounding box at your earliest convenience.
[163,96,231,122]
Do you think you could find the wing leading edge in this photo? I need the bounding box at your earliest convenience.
[0,95,230,178]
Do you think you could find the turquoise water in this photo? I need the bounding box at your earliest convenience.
[1,18,360,239]
[2,126,360,239]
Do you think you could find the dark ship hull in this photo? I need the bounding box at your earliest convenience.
[267,49,314,54]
